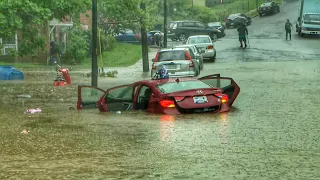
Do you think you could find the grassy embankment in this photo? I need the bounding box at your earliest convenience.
[0,42,142,69]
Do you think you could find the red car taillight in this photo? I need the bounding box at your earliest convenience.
[221,94,229,103]
[159,100,175,108]
[207,45,214,49]
[185,51,194,67]
[152,52,160,69]
[215,93,229,103]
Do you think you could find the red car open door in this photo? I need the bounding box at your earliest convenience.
[103,84,135,112]
[198,74,240,106]
[77,85,106,109]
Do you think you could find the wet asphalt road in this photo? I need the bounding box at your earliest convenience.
[167,1,320,62]
[1,1,320,179]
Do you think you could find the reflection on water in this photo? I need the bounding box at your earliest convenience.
[160,115,176,141]
[219,112,229,145]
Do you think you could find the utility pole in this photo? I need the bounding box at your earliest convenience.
[91,0,98,87]
[163,0,168,48]
[140,2,149,72]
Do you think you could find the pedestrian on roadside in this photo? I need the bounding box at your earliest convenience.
[237,23,248,48]
[285,19,292,40]
[50,41,61,65]
[154,31,163,47]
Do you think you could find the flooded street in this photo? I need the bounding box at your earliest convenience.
[1,1,320,179]
[1,59,320,179]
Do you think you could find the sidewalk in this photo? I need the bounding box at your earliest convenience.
[94,48,158,79]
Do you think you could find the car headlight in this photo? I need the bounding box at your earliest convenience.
[301,27,307,31]
[216,29,221,33]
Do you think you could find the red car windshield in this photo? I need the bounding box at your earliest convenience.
[156,80,212,93]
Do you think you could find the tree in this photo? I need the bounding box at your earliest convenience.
[0,0,91,56]
[65,25,90,64]
[0,0,51,38]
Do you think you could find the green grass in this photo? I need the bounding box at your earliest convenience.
[0,62,46,69]
[193,0,206,6]
[0,42,142,69]
[82,42,142,68]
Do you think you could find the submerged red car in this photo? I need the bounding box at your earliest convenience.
[77,74,240,114]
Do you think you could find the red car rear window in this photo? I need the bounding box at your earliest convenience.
[158,50,187,61]
[156,81,211,94]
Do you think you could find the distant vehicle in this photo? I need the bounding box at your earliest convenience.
[175,44,204,70]
[77,74,240,114]
[185,35,216,62]
[168,20,221,41]
[150,48,201,78]
[296,0,320,36]
[115,29,153,45]
[115,29,141,44]
[258,2,280,16]
[207,22,226,38]
[225,13,252,28]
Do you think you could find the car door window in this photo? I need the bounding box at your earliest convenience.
[198,76,240,106]
[195,22,206,29]
[183,22,195,27]
[105,85,134,111]
[136,85,153,110]
[78,86,105,109]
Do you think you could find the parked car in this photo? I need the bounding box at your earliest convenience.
[77,73,240,114]
[225,13,252,28]
[258,2,280,16]
[175,45,204,70]
[207,22,226,38]
[185,35,216,62]
[115,29,141,44]
[168,20,221,41]
[115,29,153,45]
[151,48,201,78]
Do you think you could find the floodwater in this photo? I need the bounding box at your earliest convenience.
[1,59,320,179]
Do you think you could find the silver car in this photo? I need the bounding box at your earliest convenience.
[175,44,204,70]
[185,35,217,62]
[151,48,200,78]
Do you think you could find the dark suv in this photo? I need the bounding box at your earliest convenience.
[258,2,280,16]
[168,20,220,42]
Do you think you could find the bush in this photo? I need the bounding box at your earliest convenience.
[100,34,116,52]
[188,6,219,23]
[66,25,89,64]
